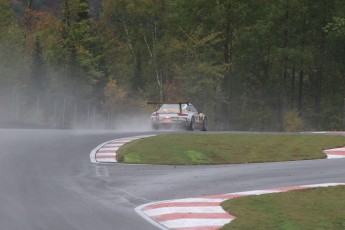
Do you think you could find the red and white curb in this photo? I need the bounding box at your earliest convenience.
[90,132,345,163]
[135,183,345,230]
[304,131,345,135]
[300,132,345,159]
[315,132,345,159]
[323,147,345,159]
[90,135,155,163]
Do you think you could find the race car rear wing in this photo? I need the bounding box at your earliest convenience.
[147,101,190,105]
[147,101,190,114]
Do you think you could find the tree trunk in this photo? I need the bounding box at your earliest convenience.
[298,15,306,116]
[343,71,345,128]
[298,70,304,115]
[278,6,289,131]
[133,49,143,90]
[290,67,296,108]
[221,19,232,130]
[314,32,326,130]
[278,65,288,131]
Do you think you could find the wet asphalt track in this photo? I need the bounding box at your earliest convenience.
[0,129,344,230]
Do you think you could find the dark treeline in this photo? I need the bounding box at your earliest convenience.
[1,0,344,131]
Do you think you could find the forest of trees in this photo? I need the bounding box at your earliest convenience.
[0,0,344,131]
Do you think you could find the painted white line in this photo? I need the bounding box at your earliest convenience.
[90,141,109,163]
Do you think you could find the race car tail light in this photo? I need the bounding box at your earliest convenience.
[177,113,188,116]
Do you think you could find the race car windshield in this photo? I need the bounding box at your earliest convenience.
[158,104,188,113]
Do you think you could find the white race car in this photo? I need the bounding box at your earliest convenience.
[148,102,208,131]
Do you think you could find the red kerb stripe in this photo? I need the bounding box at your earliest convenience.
[96,156,115,159]
[325,152,345,156]
[107,141,129,144]
[97,150,116,153]
[273,186,308,192]
[153,212,235,222]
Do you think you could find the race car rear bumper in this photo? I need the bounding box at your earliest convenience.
[151,120,189,129]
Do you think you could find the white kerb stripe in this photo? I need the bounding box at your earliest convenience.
[104,144,123,147]
[116,138,139,142]
[325,148,345,151]
[99,147,119,151]
[90,140,109,163]
[233,190,279,196]
[161,218,233,229]
[133,135,156,138]
[303,183,345,188]
[97,153,116,156]
[328,155,345,159]
[143,206,225,216]
[161,198,226,203]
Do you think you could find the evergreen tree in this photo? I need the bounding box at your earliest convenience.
[0,0,26,89]
[58,0,104,97]
[30,36,47,92]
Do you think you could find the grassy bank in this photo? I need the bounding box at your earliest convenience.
[116,133,345,164]
[221,185,345,230]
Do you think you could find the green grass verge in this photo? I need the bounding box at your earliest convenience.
[116,133,345,164]
[221,186,345,230]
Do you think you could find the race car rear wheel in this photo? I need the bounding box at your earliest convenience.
[188,117,196,131]
[201,117,208,131]
[152,124,159,130]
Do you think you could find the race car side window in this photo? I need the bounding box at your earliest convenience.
[188,105,198,113]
